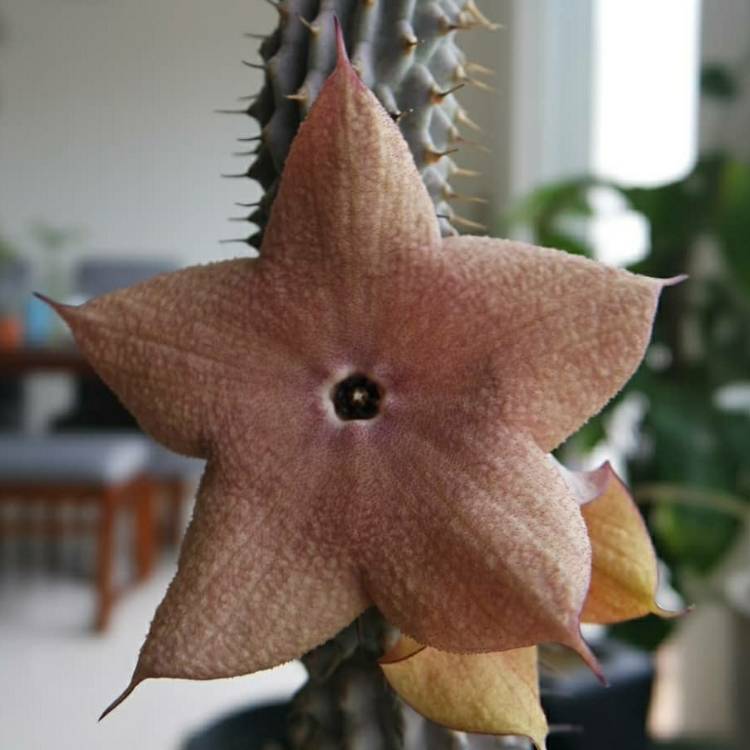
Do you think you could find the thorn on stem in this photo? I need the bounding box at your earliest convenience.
[402,32,418,50]
[432,83,465,103]
[391,108,413,124]
[469,77,496,93]
[451,166,481,178]
[298,15,320,34]
[446,191,489,205]
[219,238,252,245]
[455,109,482,132]
[286,89,308,103]
[466,61,494,77]
[452,214,487,231]
[424,147,459,164]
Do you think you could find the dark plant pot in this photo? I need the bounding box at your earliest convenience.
[184,702,290,750]
[542,638,654,750]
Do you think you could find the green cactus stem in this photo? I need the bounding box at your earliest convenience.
[230,0,496,249]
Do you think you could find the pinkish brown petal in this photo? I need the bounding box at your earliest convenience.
[45,259,311,457]
[381,639,548,750]
[260,25,441,285]
[441,237,668,452]
[103,455,369,717]
[353,423,598,671]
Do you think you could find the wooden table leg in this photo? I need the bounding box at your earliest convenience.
[94,489,116,632]
[133,478,155,581]
[164,478,186,547]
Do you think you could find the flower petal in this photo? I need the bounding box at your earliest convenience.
[353,422,597,670]
[381,641,548,750]
[44,259,306,457]
[102,454,369,717]
[441,236,668,452]
[260,22,441,277]
[578,466,675,624]
[380,635,425,664]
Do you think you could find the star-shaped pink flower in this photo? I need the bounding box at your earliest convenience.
[48,32,673,721]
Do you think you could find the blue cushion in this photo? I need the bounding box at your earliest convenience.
[75,258,179,299]
[148,443,205,479]
[0,432,150,484]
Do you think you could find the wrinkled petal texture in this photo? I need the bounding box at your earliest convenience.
[261,39,441,290]
[442,236,666,452]
[580,467,672,623]
[353,422,594,663]
[52,259,298,457]
[381,638,548,750]
[103,449,370,715]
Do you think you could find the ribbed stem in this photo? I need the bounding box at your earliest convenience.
[282,610,532,750]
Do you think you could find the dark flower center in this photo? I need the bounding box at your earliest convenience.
[332,374,382,421]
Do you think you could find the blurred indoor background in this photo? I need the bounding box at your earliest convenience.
[0,1,748,749]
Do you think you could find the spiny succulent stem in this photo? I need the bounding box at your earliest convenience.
[241,0,493,247]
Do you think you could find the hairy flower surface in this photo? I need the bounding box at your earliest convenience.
[49,29,673,746]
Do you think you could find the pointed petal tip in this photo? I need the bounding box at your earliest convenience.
[333,16,347,64]
[662,273,689,287]
[98,668,151,721]
[331,16,363,90]
[567,629,607,686]
[98,673,146,721]
[33,291,79,322]
[654,602,691,620]
[33,291,65,311]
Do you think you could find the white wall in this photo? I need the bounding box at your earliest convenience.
[0,0,506,271]
[699,0,750,157]
[0,0,274,267]
[509,0,594,200]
